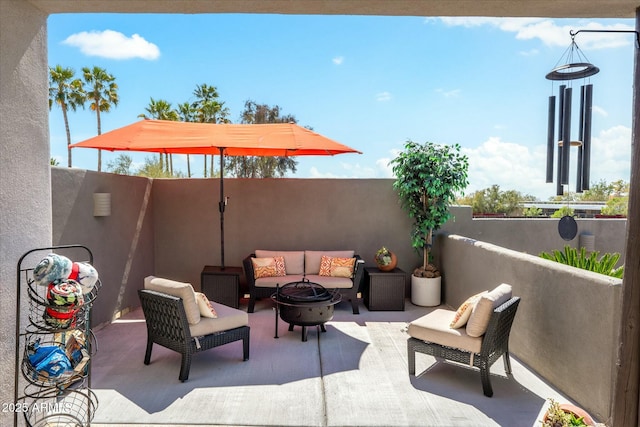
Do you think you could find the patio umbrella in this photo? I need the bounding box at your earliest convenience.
[70,119,362,268]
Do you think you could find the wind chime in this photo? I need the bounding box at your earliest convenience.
[545,31,599,196]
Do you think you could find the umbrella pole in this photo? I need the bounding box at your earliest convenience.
[219,147,225,269]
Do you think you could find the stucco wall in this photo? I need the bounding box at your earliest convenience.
[440,234,622,421]
[444,206,628,261]
[0,1,50,425]
[51,167,155,327]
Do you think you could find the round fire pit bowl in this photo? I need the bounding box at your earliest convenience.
[271,279,342,342]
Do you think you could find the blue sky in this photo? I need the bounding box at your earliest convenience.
[48,14,634,200]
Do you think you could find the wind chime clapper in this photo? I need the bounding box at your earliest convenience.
[545,32,599,196]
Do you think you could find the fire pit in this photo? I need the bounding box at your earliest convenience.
[271,279,342,342]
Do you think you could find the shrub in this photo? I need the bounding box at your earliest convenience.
[539,245,624,278]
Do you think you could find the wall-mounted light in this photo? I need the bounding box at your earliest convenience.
[93,193,111,217]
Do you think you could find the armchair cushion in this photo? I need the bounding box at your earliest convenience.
[195,292,218,318]
[466,284,512,337]
[408,308,483,354]
[189,301,249,337]
[144,276,200,325]
[450,291,487,329]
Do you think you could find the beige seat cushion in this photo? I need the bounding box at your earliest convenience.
[408,308,483,354]
[255,250,305,275]
[304,250,355,275]
[305,275,354,289]
[189,301,249,337]
[144,276,200,325]
[255,274,304,288]
[466,283,513,337]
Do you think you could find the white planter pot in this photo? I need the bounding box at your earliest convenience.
[411,275,441,307]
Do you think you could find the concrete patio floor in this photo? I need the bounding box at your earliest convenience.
[89,297,576,427]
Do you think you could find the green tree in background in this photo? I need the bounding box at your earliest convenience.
[176,101,198,177]
[581,179,614,201]
[226,100,298,178]
[137,157,185,178]
[107,154,134,175]
[138,98,179,175]
[49,65,85,167]
[191,84,230,177]
[82,66,119,172]
[458,185,535,216]
[551,205,575,218]
[50,158,60,166]
[523,206,543,217]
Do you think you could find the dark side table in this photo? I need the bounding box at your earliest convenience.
[201,265,243,308]
[364,267,406,311]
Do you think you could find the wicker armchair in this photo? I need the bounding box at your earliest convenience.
[407,296,520,397]
[138,289,250,382]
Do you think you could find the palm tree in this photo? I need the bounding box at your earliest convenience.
[177,101,197,177]
[48,65,85,167]
[82,66,119,172]
[191,84,230,177]
[138,98,179,175]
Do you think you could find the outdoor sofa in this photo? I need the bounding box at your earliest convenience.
[243,250,365,314]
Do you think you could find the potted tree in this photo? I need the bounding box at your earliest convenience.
[390,140,469,306]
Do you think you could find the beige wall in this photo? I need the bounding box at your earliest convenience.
[440,234,622,421]
[51,167,155,327]
[0,2,50,425]
[50,169,628,331]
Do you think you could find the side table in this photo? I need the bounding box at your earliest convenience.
[364,267,406,311]
[201,265,243,308]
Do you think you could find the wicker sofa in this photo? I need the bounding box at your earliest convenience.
[407,284,520,397]
[243,250,365,314]
[138,276,250,381]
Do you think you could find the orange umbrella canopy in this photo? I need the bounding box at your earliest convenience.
[70,119,362,157]
[71,119,361,268]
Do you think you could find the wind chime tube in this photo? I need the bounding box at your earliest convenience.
[546,95,556,183]
[556,85,566,195]
[561,86,572,185]
[582,83,593,191]
[576,85,586,193]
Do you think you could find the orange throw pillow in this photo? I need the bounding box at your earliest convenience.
[252,256,286,279]
[329,257,356,278]
[450,291,487,329]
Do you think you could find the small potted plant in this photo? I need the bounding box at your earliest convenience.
[542,399,594,426]
[374,246,397,271]
[390,140,468,306]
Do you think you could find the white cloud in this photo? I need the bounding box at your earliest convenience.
[332,56,344,65]
[435,88,461,98]
[376,91,392,102]
[592,105,608,117]
[519,48,540,56]
[63,30,160,60]
[589,125,631,184]
[461,137,549,198]
[435,17,633,50]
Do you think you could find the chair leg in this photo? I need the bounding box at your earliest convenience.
[350,297,360,315]
[407,339,416,375]
[503,352,512,374]
[143,338,153,365]
[179,352,192,382]
[480,363,493,397]
[242,331,250,361]
[248,295,256,313]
